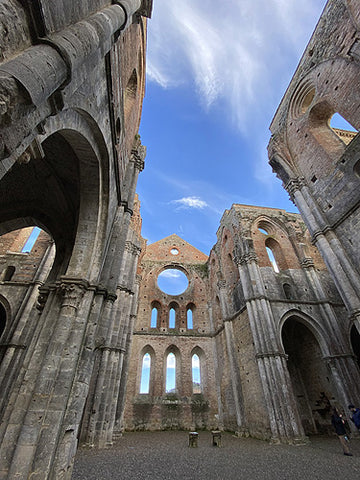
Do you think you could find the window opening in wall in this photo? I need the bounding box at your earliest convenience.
[140,353,151,394]
[169,308,176,328]
[192,354,201,393]
[157,269,188,295]
[150,307,158,328]
[330,113,357,132]
[170,248,179,255]
[283,283,293,300]
[165,352,176,393]
[0,303,6,338]
[258,227,268,235]
[354,159,360,178]
[266,246,279,273]
[187,308,193,329]
[3,266,15,281]
[22,227,41,253]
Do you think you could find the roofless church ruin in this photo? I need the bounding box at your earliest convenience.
[0,1,360,478]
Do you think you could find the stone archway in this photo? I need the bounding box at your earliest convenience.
[282,316,335,435]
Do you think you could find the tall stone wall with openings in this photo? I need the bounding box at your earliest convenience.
[123,234,219,431]
[268,0,360,342]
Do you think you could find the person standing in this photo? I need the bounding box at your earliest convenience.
[331,408,353,456]
[348,404,360,431]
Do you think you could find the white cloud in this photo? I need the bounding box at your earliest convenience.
[147,0,327,132]
[160,270,181,279]
[172,196,208,210]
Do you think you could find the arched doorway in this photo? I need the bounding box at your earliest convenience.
[282,316,335,435]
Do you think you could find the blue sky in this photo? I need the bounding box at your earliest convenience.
[137,0,329,255]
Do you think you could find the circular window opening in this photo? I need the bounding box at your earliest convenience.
[170,248,179,256]
[157,269,189,295]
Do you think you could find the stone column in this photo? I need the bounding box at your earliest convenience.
[114,275,142,437]
[83,238,141,448]
[287,179,360,330]
[0,278,97,479]
[235,248,306,444]
[217,279,246,434]
[207,302,224,429]
[0,241,55,417]
[300,255,360,403]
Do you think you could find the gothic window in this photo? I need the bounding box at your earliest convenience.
[22,227,41,253]
[265,238,287,272]
[124,69,138,120]
[165,352,176,393]
[140,353,151,394]
[150,307,158,328]
[266,246,279,273]
[283,283,293,300]
[192,353,201,394]
[169,307,176,329]
[330,112,357,134]
[187,306,193,329]
[3,266,15,281]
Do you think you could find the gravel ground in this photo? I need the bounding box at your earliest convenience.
[72,431,360,480]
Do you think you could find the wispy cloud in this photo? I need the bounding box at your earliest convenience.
[172,196,208,210]
[160,270,181,279]
[147,0,326,132]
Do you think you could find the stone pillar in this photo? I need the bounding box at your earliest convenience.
[82,236,141,448]
[287,179,360,330]
[114,275,141,436]
[0,241,55,417]
[207,302,224,429]
[0,278,97,479]
[300,256,360,401]
[235,247,306,444]
[217,279,246,434]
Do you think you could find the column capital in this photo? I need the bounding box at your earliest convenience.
[300,257,315,269]
[285,177,306,198]
[58,279,88,310]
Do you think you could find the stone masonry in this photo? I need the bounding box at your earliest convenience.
[1,1,360,479]
[0,1,152,478]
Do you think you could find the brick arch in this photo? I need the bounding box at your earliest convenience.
[284,58,360,183]
[252,216,300,270]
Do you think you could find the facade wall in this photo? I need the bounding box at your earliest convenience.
[123,234,219,431]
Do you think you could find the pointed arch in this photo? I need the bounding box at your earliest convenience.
[279,309,330,356]
[139,345,155,395]
[168,302,179,329]
[186,303,195,330]
[191,347,206,395]
[150,301,161,328]
[164,345,181,394]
